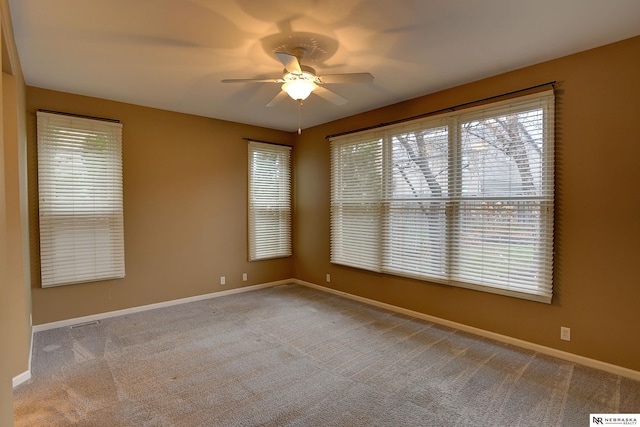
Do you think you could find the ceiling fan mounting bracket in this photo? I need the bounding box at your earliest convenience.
[290,47,308,61]
[262,32,338,64]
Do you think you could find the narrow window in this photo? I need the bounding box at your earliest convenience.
[248,141,292,261]
[37,111,124,287]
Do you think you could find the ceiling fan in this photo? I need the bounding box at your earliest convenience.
[222,47,374,107]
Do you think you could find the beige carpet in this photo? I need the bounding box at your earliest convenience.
[14,284,640,426]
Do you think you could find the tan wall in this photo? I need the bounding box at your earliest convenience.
[293,36,640,372]
[0,43,13,427]
[27,88,295,324]
[4,69,30,373]
[2,0,30,424]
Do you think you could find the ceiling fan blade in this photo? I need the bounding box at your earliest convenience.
[313,86,348,105]
[221,78,282,83]
[319,73,374,84]
[275,52,302,74]
[266,90,290,107]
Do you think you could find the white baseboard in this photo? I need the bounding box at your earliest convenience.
[33,279,294,332]
[295,279,640,382]
[12,370,31,388]
[12,322,34,388]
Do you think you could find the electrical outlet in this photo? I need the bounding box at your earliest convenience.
[560,326,571,341]
[326,274,331,283]
[242,273,247,282]
[220,276,226,285]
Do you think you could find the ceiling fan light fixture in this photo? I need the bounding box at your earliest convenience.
[282,79,317,101]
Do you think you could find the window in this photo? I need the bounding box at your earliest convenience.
[37,111,125,287]
[248,141,292,261]
[331,91,554,302]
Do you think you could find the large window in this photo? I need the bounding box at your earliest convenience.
[37,111,125,287]
[331,91,554,302]
[248,141,292,261]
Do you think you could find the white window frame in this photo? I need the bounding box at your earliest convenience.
[36,111,125,287]
[248,141,292,261]
[330,91,554,303]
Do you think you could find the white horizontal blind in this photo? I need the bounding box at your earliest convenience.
[248,141,292,261]
[37,111,125,287]
[384,119,450,281]
[330,133,383,271]
[330,90,555,303]
[452,94,555,300]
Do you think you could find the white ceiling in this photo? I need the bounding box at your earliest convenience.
[8,0,640,132]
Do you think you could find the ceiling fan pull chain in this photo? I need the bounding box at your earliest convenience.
[298,100,303,134]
